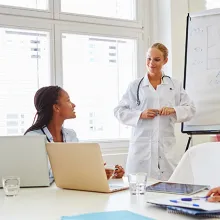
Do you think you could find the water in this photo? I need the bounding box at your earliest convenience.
[4,185,19,196]
[129,182,146,195]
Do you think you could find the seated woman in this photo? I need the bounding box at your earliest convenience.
[24,86,124,179]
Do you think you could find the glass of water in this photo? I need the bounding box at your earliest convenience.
[2,176,20,196]
[128,173,147,195]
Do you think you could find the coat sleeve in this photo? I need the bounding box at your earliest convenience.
[173,82,196,123]
[114,82,142,127]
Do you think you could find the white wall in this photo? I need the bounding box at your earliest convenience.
[149,0,172,76]
[189,0,206,13]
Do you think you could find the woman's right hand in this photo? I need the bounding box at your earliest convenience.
[140,109,159,119]
[206,187,220,202]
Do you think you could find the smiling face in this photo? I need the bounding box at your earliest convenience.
[146,47,168,74]
[53,89,76,120]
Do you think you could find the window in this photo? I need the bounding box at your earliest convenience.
[61,0,136,20]
[0,0,147,142]
[0,27,50,135]
[0,0,48,10]
[62,33,136,140]
[206,0,220,9]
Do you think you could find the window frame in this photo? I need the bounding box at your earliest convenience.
[0,0,150,145]
[54,22,144,86]
[0,14,55,85]
[0,0,53,19]
[54,0,144,29]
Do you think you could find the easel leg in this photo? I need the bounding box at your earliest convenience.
[185,135,192,152]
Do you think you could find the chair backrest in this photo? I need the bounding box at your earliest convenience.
[169,142,220,187]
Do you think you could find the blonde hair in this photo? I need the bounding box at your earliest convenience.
[151,43,168,60]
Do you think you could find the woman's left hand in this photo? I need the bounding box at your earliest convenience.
[105,168,115,180]
[113,165,125,179]
[159,107,175,116]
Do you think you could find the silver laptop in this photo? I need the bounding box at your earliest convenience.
[46,143,128,193]
[0,136,53,187]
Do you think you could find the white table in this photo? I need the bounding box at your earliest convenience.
[0,179,213,220]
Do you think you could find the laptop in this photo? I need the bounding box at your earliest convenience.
[46,143,129,193]
[0,136,53,187]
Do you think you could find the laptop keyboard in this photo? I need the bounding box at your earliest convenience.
[109,184,126,190]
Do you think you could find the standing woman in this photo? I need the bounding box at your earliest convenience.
[114,43,196,180]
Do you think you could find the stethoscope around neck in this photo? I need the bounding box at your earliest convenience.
[41,125,66,142]
[136,75,174,106]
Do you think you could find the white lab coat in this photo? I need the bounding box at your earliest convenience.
[114,75,196,180]
[25,127,78,143]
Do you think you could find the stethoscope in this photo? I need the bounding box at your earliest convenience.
[136,75,175,106]
[41,125,66,142]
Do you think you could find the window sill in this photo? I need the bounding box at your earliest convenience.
[80,139,129,153]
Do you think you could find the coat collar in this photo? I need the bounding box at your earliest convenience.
[141,74,169,87]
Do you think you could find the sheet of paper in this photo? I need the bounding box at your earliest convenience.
[147,197,220,211]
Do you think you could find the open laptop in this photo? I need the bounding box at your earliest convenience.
[46,143,129,193]
[0,136,53,187]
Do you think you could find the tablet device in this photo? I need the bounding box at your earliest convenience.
[146,182,210,195]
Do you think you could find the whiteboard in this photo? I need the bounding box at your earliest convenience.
[182,10,220,134]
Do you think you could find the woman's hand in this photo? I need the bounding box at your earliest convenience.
[140,109,159,119]
[105,168,115,180]
[113,165,125,179]
[159,107,175,116]
[206,187,220,202]
[105,164,125,179]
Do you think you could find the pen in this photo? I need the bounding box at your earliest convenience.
[170,200,199,207]
[179,196,209,201]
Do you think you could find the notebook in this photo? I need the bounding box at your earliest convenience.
[61,210,154,220]
[167,206,220,218]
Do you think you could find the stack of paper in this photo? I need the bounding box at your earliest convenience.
[147,197,220,218]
